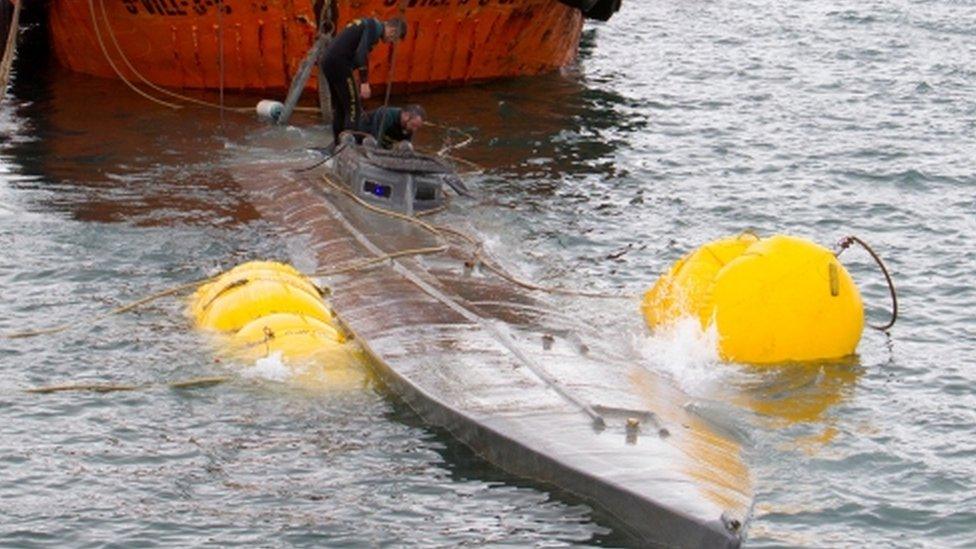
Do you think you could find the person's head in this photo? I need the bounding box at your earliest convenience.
[383,18,407,43]
[400,104,426,133]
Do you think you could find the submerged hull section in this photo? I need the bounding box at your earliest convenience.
[47,0,583,92]
[229,148,752,546]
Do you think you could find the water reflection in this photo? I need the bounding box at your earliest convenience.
[416,70,639,188]
[380,395,627,546]
[735,361,861,426]
[5,49,260,226]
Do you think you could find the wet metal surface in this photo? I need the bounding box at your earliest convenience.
[228,155,751,545]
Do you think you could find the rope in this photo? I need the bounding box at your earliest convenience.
[319,171,448,243]
[419,121,482,172]
[88,0,183,109]
[232,327,339,354]
[317,172,633,300]
[93,0,318,115]
[383,37,398,110]
[217,0,225,124]
[2,278,209,339]
[95,0,251,111]
[0,0,21,96]
[315,172,606,427]
[312,245,449,277]
[384,0,408,108]
[438,152,484,175]
[292,143,348,173]
[431,124,474,157]
[836,235,898,331]
[26,375,230,394]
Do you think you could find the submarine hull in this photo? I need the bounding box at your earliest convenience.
[230,149,752,547]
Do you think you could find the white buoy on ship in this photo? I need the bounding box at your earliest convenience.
[255,100,284,122]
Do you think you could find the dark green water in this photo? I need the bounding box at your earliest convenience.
[2,0,975,546]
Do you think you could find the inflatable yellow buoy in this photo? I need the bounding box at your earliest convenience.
[195,278,332,332]
[642,234,864,364]
[189,261,323,320]
[230,312,347,362]
[189,261,367,388]
[642,233,760,328]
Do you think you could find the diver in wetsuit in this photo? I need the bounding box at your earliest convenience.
[358,104,426,149]
[319,17,407,145]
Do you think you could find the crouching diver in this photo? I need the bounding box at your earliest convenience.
[357,104,471,197]
[358,104,426,149]
[319,17,407,145]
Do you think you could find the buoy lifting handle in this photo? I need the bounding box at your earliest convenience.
[835,235,898,332]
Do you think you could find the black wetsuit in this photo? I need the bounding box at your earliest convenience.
[358,106,413,148]
[320,18,384,143]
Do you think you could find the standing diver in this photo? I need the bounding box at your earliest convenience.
[319,17,407,145]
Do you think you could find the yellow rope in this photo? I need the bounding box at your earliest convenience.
[92,0,321,115]
[2,278,209,339]
[95,0,245,112]
[318,172,633,300]
[312,245,449,277]
[319,171,447,243]
[87,0,182,109]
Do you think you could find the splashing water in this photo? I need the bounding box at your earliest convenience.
[239,351,293,383]
[637,317,727,396]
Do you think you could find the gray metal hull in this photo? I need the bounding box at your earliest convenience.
[232,153,752,547]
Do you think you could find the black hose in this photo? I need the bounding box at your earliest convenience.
[836,235,898,332]
[292,143,347,173]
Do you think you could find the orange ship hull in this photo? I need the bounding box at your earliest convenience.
[48,0,583,92]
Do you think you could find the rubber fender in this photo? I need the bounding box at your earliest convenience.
[708,235,864,364]
[190,263,322,320]
[197,279,332,332]
[230,313,348,362]
[641,233,759,329]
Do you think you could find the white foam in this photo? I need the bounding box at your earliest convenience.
[637,317,726,396]
[240,351,293,383]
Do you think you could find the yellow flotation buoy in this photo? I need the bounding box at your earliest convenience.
[195,279,333,332]
[189,261,368,389]
[230,312,346,362]
[189,261,322,320]
[642,233,760,328]
[642,234,864,364]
